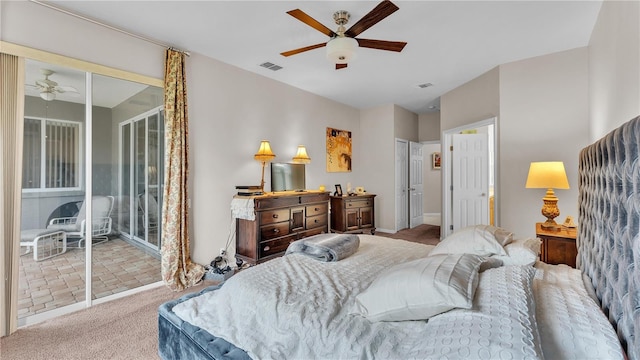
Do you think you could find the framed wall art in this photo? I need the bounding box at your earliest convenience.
[326,127,352,172]
[432,152,441,170]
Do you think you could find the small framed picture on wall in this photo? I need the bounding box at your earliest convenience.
[432,152,441,170]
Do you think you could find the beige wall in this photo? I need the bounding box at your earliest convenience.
[393,105,419,142]
[589,0,640,140]
[440,49,589,239]
[358,104,395,232]
[419,112,440,141]
[441,67,500,132]
[499,48,589,239]
[422,143,442,214]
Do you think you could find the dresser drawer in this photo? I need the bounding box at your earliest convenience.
[260,222,290,240]
[345,200,372,208]
[260,235,297,258]
[306,203,328,216]
[306,214,327,229]
[260,209,290,225]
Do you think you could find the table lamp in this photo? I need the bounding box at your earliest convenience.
[292,145,311,164]
[254,140,276,192]
[525,161,570,229]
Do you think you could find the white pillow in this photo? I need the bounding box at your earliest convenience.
[350,253,484,322]
[429,225,512,257]
[492,238,541,266]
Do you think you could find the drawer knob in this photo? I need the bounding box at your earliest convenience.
[314,207,319,211]
[348,203,353,207]
[264,246,270,251]
[273,228,280,233]
[314,219,319,223]
[272,214,279,219]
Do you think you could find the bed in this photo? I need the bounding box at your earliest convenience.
[158,115,639,360]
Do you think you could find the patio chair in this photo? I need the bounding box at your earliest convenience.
[138,191,159,232]
[47,195,114,248]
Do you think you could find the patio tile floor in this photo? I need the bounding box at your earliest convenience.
[19,238,161,318]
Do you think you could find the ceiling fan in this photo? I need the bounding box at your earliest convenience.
[27,69,79,101]
[280,0,407,70]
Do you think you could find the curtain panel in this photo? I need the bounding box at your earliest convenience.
[0,53,25,336]
[161,49,204,291]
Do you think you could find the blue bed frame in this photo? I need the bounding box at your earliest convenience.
[578,115,639,359]
[159,115,640,360]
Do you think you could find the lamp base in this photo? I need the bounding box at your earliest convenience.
[540,188,561,230]
[540,219,560,230]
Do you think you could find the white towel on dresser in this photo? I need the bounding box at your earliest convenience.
[230,198,255,221]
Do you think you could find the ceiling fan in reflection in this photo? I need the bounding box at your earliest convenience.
[27,69,79,101]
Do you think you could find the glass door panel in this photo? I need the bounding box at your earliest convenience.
[19,59,86,324]
[92,73,163,300]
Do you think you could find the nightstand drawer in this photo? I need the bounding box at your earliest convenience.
[346,200,371,208]
[536,223,577,268]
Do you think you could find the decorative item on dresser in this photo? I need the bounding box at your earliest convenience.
[235,192,330,265]
[330,194,376,235]
[535,222,577,268]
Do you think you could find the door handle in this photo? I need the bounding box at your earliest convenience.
[481,193,486,197]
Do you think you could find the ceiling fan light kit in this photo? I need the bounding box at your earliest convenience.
[326,37,358,64]
[40,91,56,101]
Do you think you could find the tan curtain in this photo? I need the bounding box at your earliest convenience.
[161,49,204,290]
[1,53,25,336]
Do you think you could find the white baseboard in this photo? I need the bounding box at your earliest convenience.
[423,213,441,226]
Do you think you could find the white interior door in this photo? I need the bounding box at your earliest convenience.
[452,133,489,231]
[395,139,408,231]
[409,141,424,228]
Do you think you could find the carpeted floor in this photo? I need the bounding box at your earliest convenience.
[377,224,441,246]
[0,281,214,360]
[0,227,440,359]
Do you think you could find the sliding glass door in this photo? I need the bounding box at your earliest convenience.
[18,58,163,325]
[118,107,164,249]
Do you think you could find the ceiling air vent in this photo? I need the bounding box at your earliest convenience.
[417,83,433,89]
[260,62,283,71]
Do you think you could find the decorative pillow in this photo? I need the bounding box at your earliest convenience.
[350,253,484,322]
[429,225,512,257]
[492,238,541,266]
[479,257,503,272]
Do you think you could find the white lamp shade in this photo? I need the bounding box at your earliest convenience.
[525,161,570,189]
[40,91,56,101]
[326,37,358,64]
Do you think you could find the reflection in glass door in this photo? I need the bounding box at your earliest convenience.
[119,108,164,249]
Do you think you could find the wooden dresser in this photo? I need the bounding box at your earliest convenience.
[330,194,376,235]
[235,192,330,265]
[535,223,578,268]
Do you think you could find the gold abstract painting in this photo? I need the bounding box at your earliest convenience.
[326,127,352,172]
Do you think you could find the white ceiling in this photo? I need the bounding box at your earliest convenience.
[45,0,603,114]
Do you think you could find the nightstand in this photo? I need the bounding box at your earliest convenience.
[535,223,578,268]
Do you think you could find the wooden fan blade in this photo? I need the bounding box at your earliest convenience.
[281,43,326,57]
[336,63,348,70]
[287,9,336,38]
[356,38,407,52]
[345,0,399,38]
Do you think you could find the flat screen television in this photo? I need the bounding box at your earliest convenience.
[271,162,306,192]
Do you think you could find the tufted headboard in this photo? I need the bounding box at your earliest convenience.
[578,115,639,359]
